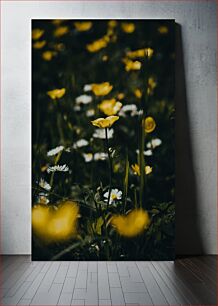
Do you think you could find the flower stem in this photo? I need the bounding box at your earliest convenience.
[105,128,112,210]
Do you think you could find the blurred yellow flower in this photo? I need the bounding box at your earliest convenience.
[47,88,66,99]
[42,51,56,61]
[52,19,64,26]
[108,20,118,28]
[131,163,140,176]
[92,82,113,96]
[131,163,152,176]
[145,116,156,133]
[74,21,92,31]
[91,116,119,128]
[86,37,108,52]
[121,22,135,33]
[147,77,157,95]
[145,165,153,175]
[134,89,142,99]
[32,28,44,40]
[33,40,46,49]
[123,58,141,71]
[111,209,150,237]
[99,99,122,116]
[54,26,69,37]
[158,26,169,34]
[127,48,154,59]
[32,201,79,242]
[41,165,48,172]
[117,93,125,100]
[102,55,108,62]
[53,43,65,51]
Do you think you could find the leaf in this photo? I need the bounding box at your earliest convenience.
[95,217,104,235]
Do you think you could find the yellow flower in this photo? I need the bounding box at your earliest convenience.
[131,163,140,176]
[74,21,92,31]
[91,116,119,128]
[127,48,154,59]
[41,165,48,172]
[54,26,69,37]
[147,77,157,95]
[53,43,65,51]
[121,22,135,33]
[86,37,108,52]
[102,55,108,62]
[134,89,142,99]
[32,201,79,242]
[47,88,66,99]
[108,20,118,28]
[92,82,113,96]
[145,165,153,175]
[145,116,156,133]
[131,163,152,176]
[158,26,169,34]
[52,19,64,26]
[99,99,122,116]
[111,209,150,237]
[117,93,125,100]
[123,58,141,71]
[33,40,46,49]
[32,28,44,40]
[42,51,56,61]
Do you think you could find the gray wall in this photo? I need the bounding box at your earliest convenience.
[1,1,217,255]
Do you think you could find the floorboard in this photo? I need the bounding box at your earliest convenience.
[0,255,216,305]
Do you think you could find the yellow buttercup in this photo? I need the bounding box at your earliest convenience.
[92,82,113,96]
[111,209,150,237]
[123,58,141,72]
[127,48,154,59]
[47,88,66,100]
[32,28,44,40]
[144,116,156,133]
[131,163,153,176]
[32,201,79,243]
[74,21,92,31]
[121,22,135,33]
[86,37,108,52]
[42,51,56,61]
[99,99,122,116]
[91,116,119,128]
[54,26,69,37]
[33,40,46,49]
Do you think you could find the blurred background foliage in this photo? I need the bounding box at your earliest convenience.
[32,19,175,261]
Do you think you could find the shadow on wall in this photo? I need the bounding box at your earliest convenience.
[175,24,205,256]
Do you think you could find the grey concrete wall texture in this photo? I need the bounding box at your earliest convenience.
[1,1,217,255]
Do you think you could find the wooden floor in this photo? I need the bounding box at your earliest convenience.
[0,256,216,305]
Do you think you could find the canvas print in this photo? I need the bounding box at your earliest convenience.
[32,19,175,260]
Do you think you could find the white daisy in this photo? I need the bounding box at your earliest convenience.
[47,164,69,173]
[47,145,64,157]
[73,139,89,149]
[144,149,153,156]
[93,128,114,139]
[136,149,153,156]
[119,104,139,117]
[83,153,93,162]
[83,84,92,92]
[94,152,107,161]
[74,105,81,111]
[76,94,92,105]
[146,138,162,149]
[86,109,95,117]
[104,188,122,204]
[39,178,51,191]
